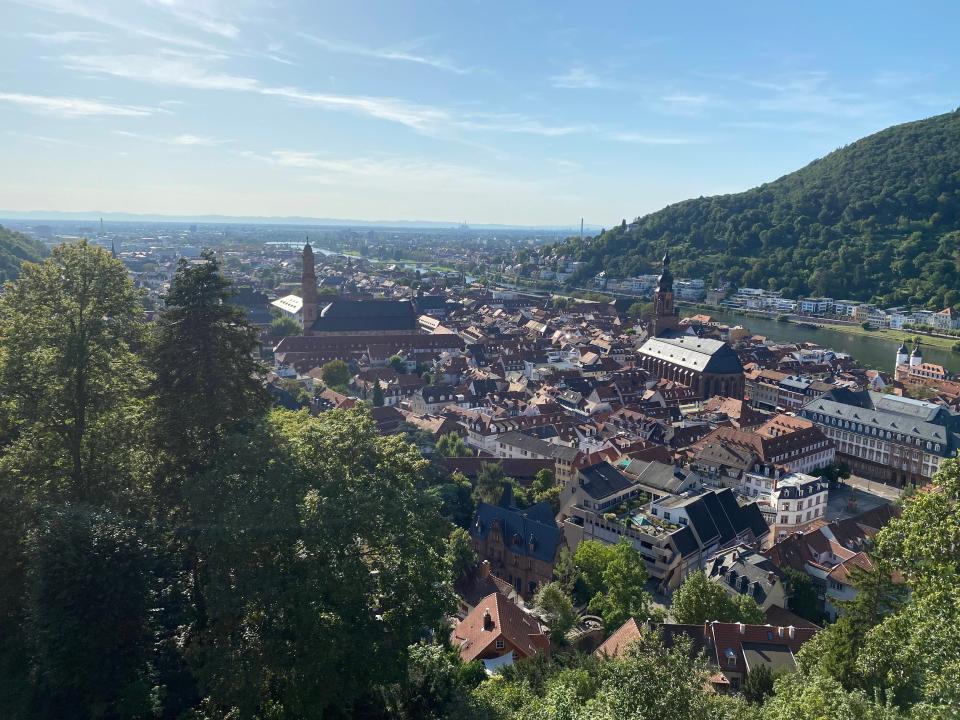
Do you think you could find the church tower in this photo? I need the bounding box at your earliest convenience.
[895,341,909,368]
[909,339,922,368]
[301,240,318,333]
[647,251,679,337]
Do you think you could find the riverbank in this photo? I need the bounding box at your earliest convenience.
[678,302,959,353]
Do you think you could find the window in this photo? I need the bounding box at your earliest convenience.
[679,517,688,526]
[495,639,505,650]
[663,512,671,521]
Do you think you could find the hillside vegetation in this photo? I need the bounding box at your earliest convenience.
[0,225,46,283]
[556,109,960,309]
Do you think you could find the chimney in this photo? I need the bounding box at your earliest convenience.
[788,625,795,639]
[738,622,745,635]
[483,609,494,631]
[480,560,492,579]
[778,626,784,638]
[767,571,776,585]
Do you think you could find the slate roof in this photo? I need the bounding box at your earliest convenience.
[669,526,700,557]
[620,459,695,494]
[577,462,636,500]
[471,501,561,565]
[802,397,956,451]
[639,335,744,375]
[310,298,417,332]
[497,431,580,462]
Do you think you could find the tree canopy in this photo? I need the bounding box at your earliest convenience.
[550,110,960,309]
[0,225,46,283]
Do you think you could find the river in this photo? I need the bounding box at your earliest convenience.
[688,308,959,373]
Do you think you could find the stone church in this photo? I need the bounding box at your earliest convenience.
[637,252,745,400]
[273,243,418,336]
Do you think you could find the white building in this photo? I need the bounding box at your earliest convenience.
[769,473,829,543]
[799,297,835,315]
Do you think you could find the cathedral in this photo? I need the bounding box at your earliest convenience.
[636,252,745,400]
[272,243,418,336]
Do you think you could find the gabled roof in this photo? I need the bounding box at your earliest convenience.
[453,591,550,662]
[311,298,417,332]
[639,335,744,375]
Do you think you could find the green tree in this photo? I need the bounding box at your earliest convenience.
[186,407,454,717]
[534,582,576,644]
[765,673,902,720]
[388,354,407,374]
[582,629,714,720]
[0,240,148,504]
[572,540,615,603]
[628,301,653,318]
[372,382,385,407]
[320,359,351,389]
[553,547,578,595]
[670,571,738,624]
[425,470,475,529]
[473,462,507,506]
[25,507,156,720]
[670,570,765,625]
[741,664,775,705]
[731,593,764,624]
[435,432,472,458]
[271,314,301,336]
[445,526,477,581]
[587,540,657,630]
[381,643,483,720]
[150,251,268,474]
[784,567,822,622]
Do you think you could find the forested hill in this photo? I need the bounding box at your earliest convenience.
[0,225,46,283]
[554,109,960,309]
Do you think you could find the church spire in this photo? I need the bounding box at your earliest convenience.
[301,240,318,334]
[647,249,677,337]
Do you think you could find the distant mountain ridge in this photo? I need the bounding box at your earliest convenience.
[0,225,46,283]
[554,109,960,309]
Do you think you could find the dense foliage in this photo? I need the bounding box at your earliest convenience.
[0,243,454,719]
[0,225,46,283]
[552,110,960,308]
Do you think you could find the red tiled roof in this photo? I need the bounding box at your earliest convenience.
[452,591,550,663]
[594,617,643,658]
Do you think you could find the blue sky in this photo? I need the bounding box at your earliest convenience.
[1,1,957,226]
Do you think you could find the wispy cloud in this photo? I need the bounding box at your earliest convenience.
[143,0,240,39]
[115,129,228,146]
[716,71,886,119]
[24,30,106,44]
[612,132,703,145]
[5,130,97,149]
[298,33,472,74]
[63,53,259,90]
[0,91,154,116]
[14,0,221,51]
[59,52,581,138]
[550,67,611,89]
[245,149,536,194]
[656,93,712,115]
